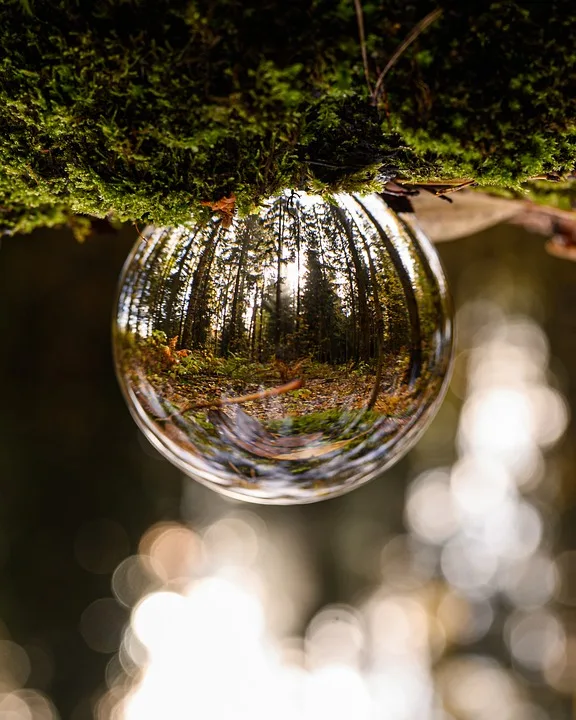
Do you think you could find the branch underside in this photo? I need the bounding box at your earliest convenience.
[0,0,574,235]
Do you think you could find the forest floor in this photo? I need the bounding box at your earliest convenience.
[116,334,428,465]
[137,347,416,429]
[115,332,423,452]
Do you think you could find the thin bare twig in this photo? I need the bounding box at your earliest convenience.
[433,179,476,196]
[396,178,476,197]
[133,221,146,242]
[354,0,373,96]
[373,7,443,104]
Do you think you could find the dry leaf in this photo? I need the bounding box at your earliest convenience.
[201,193,236,228]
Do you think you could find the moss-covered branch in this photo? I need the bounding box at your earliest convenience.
[1,0,575,234]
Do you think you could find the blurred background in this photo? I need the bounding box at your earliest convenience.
[1,210,576,719]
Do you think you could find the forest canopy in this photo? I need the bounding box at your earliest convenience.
[0,0,575,234]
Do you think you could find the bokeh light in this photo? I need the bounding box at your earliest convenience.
[94,280,573,719]
[0,636,57,719]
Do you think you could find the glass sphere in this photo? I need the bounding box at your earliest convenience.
[113,192,453,504]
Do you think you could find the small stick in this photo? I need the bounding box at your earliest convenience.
[396,178,476,196]
[133,221,149,244]
[373,7,443,104]
[433,179,476,196]
[177,378,303,413]
[354,0,374,96]
[414,178,475,187]
[528,172,564,182]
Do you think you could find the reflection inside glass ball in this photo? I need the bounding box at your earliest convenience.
[114,192,453,503]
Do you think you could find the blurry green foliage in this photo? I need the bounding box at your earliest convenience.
[0,0,575,234]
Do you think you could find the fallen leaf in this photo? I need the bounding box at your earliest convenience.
[201,193,236,228]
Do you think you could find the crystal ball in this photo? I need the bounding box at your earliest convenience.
[113,192,453,503]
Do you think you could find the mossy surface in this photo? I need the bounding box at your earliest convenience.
[1,0,575,234]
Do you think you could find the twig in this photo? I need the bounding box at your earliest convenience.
[133,221,147,243]
[528,173,564,182]
[373,7,443,105]
[354,0,373,96]
[396,178,476,196]
[176,378,303,413]
[433,179,476,196]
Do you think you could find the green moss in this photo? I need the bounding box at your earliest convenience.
[0,0,575,234]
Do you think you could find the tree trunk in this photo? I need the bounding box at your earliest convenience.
[333,206,371,362]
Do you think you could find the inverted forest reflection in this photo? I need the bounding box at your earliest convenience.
[114,192,452,502]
